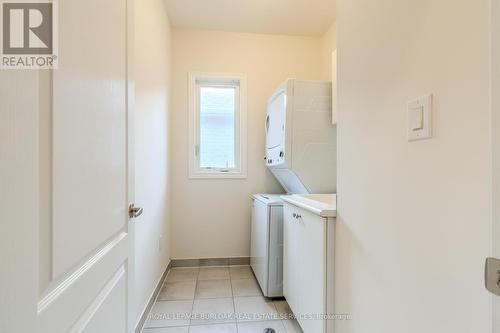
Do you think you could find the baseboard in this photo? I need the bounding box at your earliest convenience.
[171,256,250,268]
[134,261,171,333]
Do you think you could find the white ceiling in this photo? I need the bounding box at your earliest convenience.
[164,0,336,37]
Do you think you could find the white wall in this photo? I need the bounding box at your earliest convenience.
[170,29,324,259]
[133,0,172,326]
[322,22,336,81]
[335,1,491,332]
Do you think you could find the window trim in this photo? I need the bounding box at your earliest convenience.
[188,72,247,179]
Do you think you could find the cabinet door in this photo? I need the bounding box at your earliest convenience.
[283,204,300,315]
[298,209,327,333]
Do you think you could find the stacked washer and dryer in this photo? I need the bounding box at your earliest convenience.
[250,79,336,297]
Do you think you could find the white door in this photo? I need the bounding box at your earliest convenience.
[298,210,325,333]
[0,0,134,332]
[266,88,287,166]
[266,89,286,151]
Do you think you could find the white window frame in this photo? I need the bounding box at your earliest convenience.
[188,72,247,179]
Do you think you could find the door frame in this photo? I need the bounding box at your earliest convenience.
[490,1,500,332]
[126,0,136,331]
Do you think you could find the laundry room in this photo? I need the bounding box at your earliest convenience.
[162,15,337,332]
[3,0,495,333]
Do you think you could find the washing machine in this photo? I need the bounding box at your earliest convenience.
[250,194,284,297]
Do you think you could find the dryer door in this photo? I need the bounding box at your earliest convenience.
[266,89,286,166]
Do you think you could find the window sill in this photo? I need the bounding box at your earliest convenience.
[188,171,247,180]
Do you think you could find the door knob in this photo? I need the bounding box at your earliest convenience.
[485,257,500,296]
[129,204,143,218]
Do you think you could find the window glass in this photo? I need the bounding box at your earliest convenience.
[199,86,236,169]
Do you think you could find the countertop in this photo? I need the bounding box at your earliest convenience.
[281,193,337,218]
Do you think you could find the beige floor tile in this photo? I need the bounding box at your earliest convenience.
[282,319,304,333]
[231,278,262,297]
[273,300,296,320]
[273,300,291,314]
[195,279,232,299]
[142,327,189,333]
[234,296,278,322]
[189,323,237,333]
[158,280,196,301]
[229,266,253,279]
[166,268,199,282]
[237,320,286,333]
[191,298,235,325]
[144,300,192,328]
[198,267,230,280]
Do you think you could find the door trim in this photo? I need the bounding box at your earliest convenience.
[491,1,500,332]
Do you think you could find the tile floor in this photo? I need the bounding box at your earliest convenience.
[142,265,303,333]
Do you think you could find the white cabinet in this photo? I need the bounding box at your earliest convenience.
[283,202,335,333]
[283,204,300,312]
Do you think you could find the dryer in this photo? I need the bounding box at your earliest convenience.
[266,79,336,194]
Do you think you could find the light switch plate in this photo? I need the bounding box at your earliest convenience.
[409,106,423,130]
[408,94,432,141]
[485,257,500,296]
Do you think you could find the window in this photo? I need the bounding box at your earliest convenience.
[189,73,247,178]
